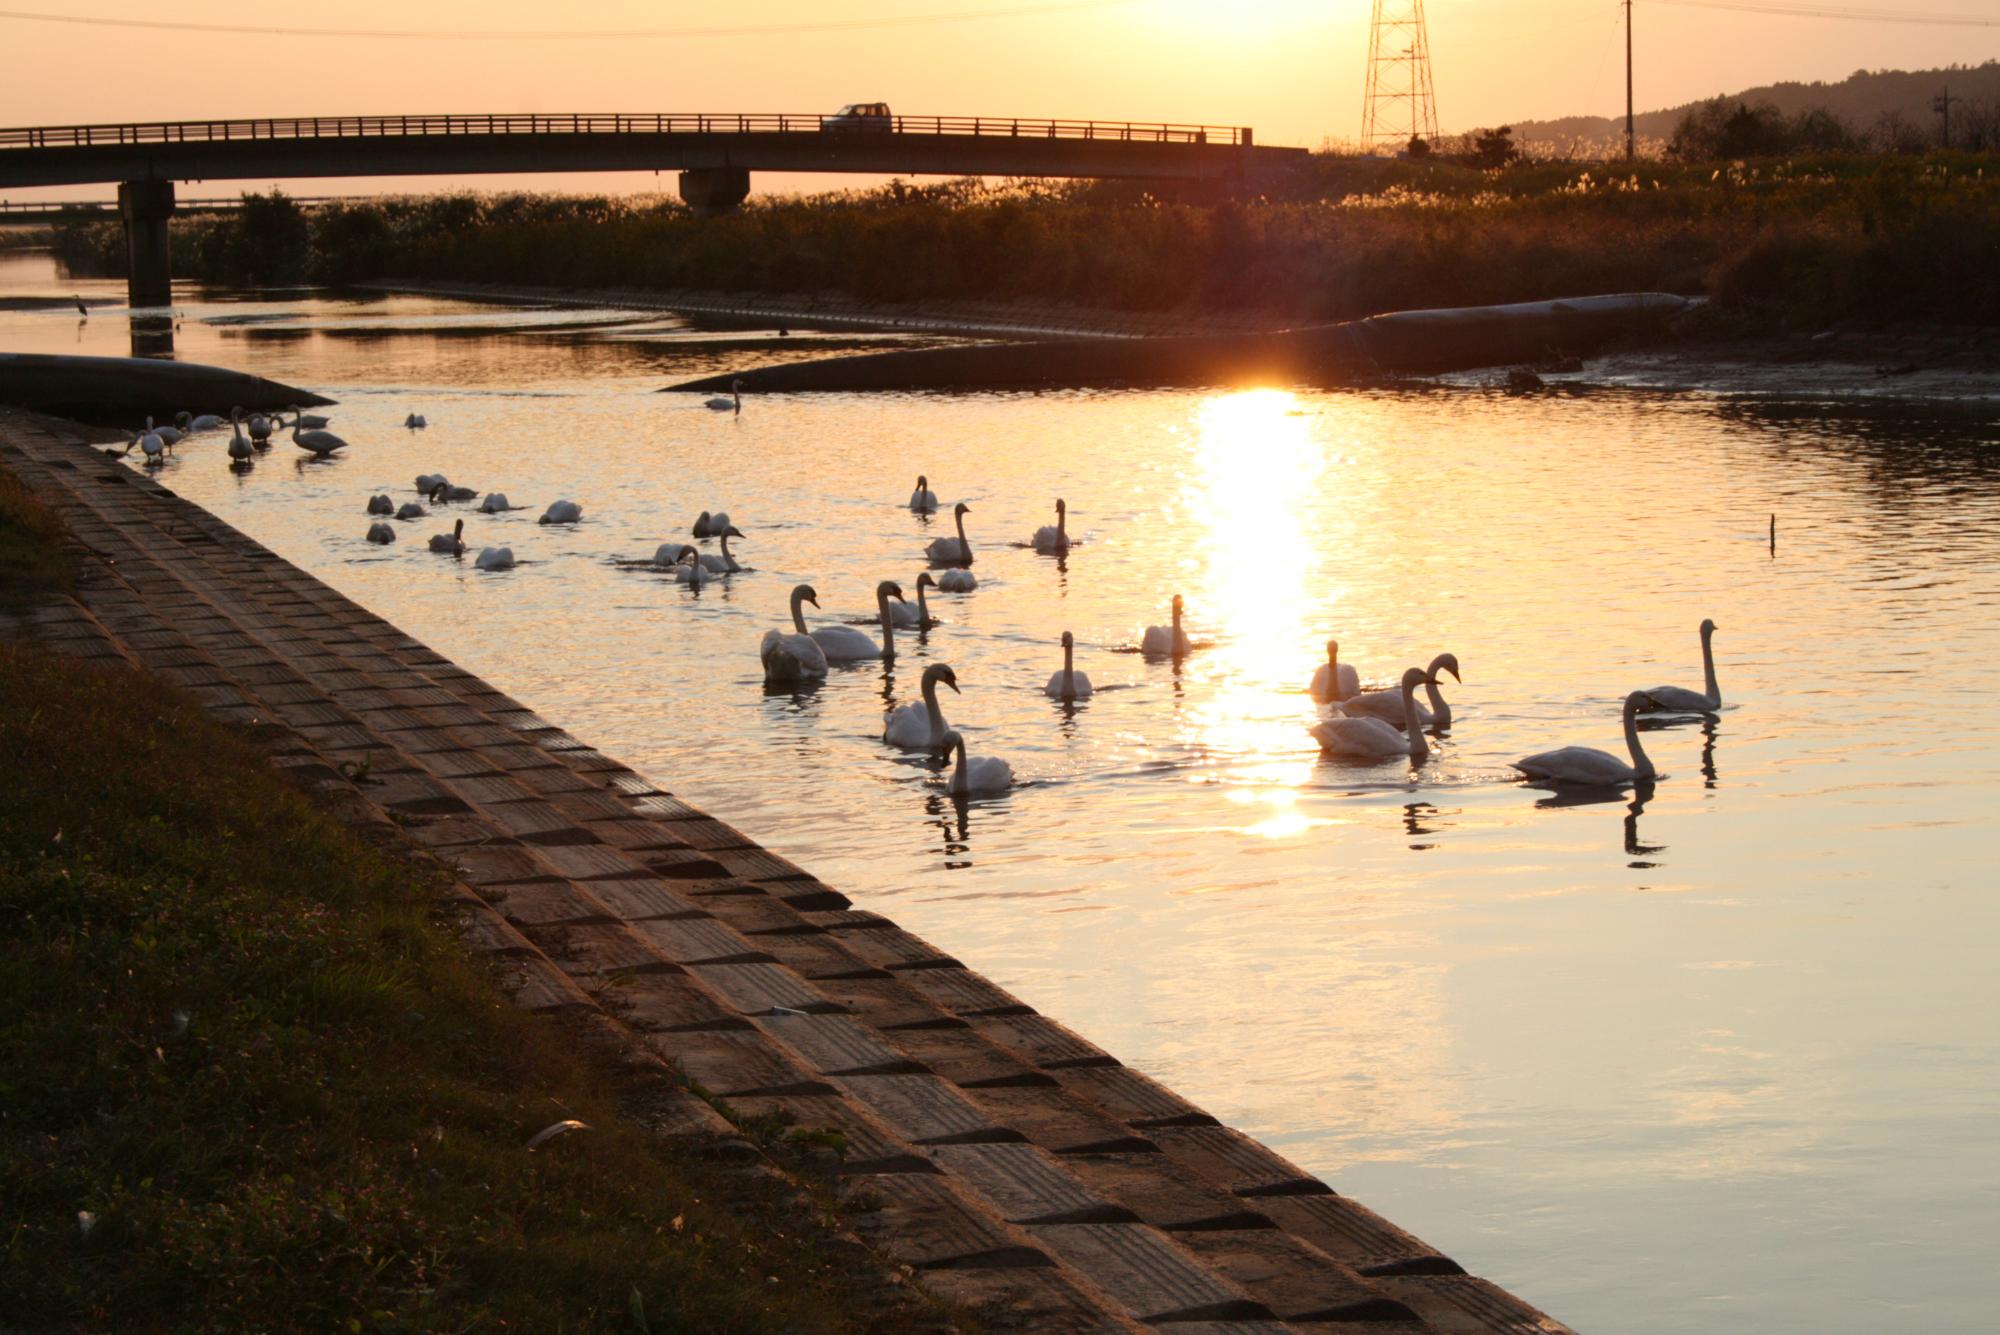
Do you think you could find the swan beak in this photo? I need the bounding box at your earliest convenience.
[946,679,961,694]
[806,597,820,609]
[1444,664,1462,683]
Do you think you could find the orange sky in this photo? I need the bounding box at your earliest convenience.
[1,1,1991,200]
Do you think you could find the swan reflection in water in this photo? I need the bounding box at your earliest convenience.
[922,791,973,869]
[1534,780,1663,867]
[1403,801,1446,851]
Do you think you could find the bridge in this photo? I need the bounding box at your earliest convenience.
[0,112,1303,307]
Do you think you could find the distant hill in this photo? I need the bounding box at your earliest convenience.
[1511,61,2000,147]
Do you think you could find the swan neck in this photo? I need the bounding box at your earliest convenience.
[1063,639,1075,695]
[1403,678,1430,763]
[879,590,895,656]
[1625,705,1656,779]
[950,737,967,795]
[1701,628,1719,705]
[790,589,808,634]
[921,674,944,731]
[955,509,967,551]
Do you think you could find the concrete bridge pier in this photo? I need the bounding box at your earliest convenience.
[678,167,750,216]
[117,180,175,310]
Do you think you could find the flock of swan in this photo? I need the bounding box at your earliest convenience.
[123,403,1728,802]
[1305,620,1724,785]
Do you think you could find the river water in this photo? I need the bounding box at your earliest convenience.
[6,253,1998,1333]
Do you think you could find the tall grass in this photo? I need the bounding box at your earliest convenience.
[51,151,2000,328]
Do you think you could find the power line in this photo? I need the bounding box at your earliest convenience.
[0,0,1142,42]
[1646,0,2000,28]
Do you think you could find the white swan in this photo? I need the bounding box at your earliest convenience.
[1140,595,1192,658]
[415,473,449,493]
[1341,653,1460,729]
[125,428,165,463]
[405,413,428,429]
[673,548,718,588]
[289,409,347,457]
[1310,668,1436,764]
[395,502,427,520]
[1308,639,1362,704]
[926,502,973,567]
[366,494,395,515]
[475,546,516,570]
[810,581,904,662]
[428,519,465,555]
[698,526,745,573]
[226,409,254,462]
[1514,692,1658,786]
[291,410,331,430]
[539,500,583,525]
[180,410,227,432]
[1637,619,1721,714]
[477,492,514,513]
[704,378,744,412]
[908,474,938,513]
[935,568,977,593]
[654,542,695,568]
[939,729,1014,796]
[1044,630,1094,700]
[146,416,184,449]
[690,509,732,539]
[432,482,478,503]
[365,522,396,544]
[886,572,940,628]
[883,663,959,750]
[1031,498,1070,554]
[761,584,829,685]
[246,411,274,447]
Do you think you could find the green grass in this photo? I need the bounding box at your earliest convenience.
[0,465,76,606]
[0,630,956,1331]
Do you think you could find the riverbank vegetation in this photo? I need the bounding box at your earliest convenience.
[0,498,949,1329]
[51,148,1999,330]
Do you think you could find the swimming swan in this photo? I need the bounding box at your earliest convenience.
[938,729,1014,796]
[365,522,396,544]
[475,546,516,570]
[698,526,745,573]
[883,663,959,750]
[1044,631,1094,700]
[415,473,449,493]
[1031,498,1070,554]
[1308,639,1362,704]
[761,584,829,684]
[1140,595,1192,658]
[926,502,974,567]
[1341,653,1461,729]
[1513,692,1658,786]
[180,410,227,432]
[477,492,514,513]
[540,499,583,525]
[704,378,744,413]
[936,568,977,593]
[691,510,733,538]
[405,413,428,429]
[396,502,427,520]
[1310,668,1436,764]
[428,519,465,555]
[908,474,938,513]
[366,493,394,515]
[289,409,347,456]
[886,572,940,627]
[810,581,904,662]
[1637,619,1721,714]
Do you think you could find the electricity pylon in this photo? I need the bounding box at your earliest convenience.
[1360,0,1440,154]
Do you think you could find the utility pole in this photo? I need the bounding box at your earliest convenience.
[1934,86,1956,150]
[1625,0,1635,162]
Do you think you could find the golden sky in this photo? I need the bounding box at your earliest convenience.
[0,1,1990,198]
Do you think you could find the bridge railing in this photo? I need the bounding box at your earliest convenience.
[0,113,1250,150]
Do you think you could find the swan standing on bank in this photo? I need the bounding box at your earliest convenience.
[1637,619,1721,713]
[475,546,515,570]
[289,410,347,457]
[886,572,940,628]
[1045,631,1094,700]
[429,519,465,555]
[1514,692,1658,786]
[938,729,1014,797]
[1140,595,1192,658]
[1308,639,1362,704]
[540,500,583,524]
[761,584,830,685]
[811,581,905,662]
[705,378,744,413]
[884,663,959,750]
[1341,653,1461,729]
[1311,668,1436,764]
[926,502,974,567]
[908,474,938,513]
[1031,498,1071,554]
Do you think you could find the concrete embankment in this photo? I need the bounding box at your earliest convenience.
[669,293,1696,393]
[0,403,1572,1334]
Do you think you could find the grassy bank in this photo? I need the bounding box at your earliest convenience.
[0,464,75,607]
[0,473,949,1329]
[51,151,2000,331]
